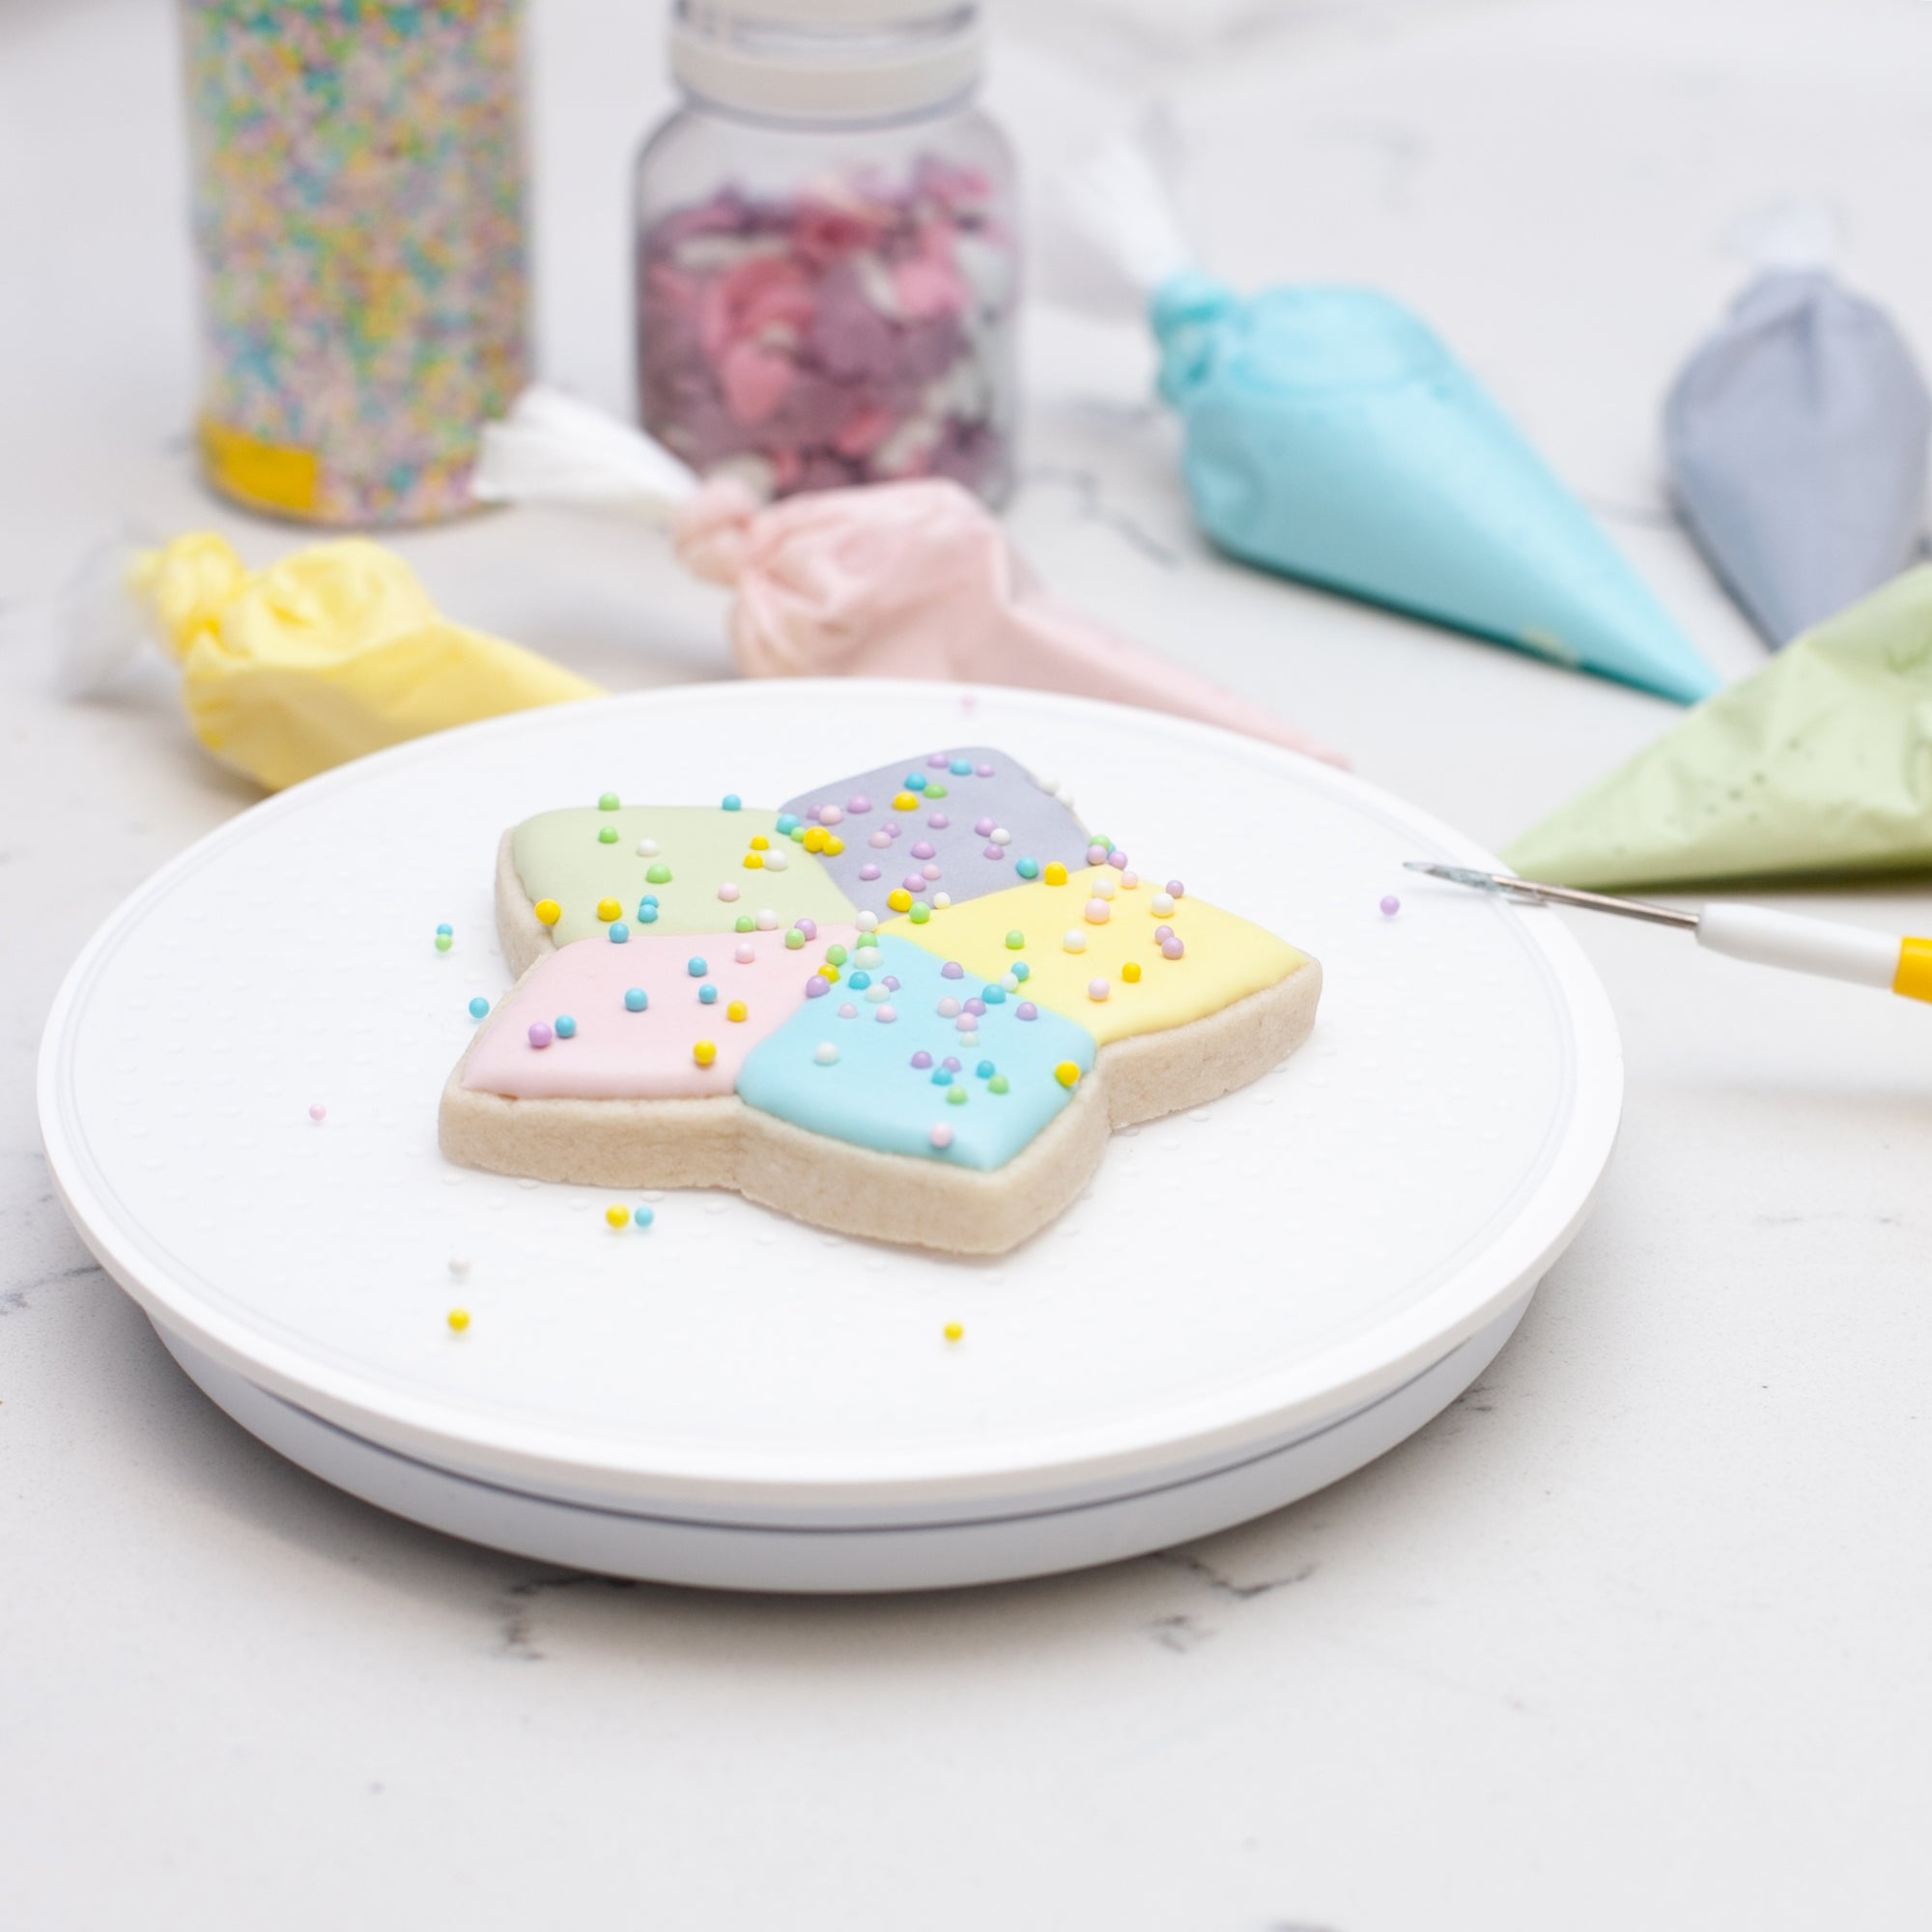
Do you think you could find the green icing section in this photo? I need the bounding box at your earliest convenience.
[513,806,859,944]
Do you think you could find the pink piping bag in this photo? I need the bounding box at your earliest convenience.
[471,387,1340,761]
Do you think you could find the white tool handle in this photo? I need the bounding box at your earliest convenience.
[1696,903,1898,990]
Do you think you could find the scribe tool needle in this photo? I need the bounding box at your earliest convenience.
[1405,861,1932,1005]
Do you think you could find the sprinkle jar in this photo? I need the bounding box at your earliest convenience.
[179,0,530,526]
[632,1,1019,504]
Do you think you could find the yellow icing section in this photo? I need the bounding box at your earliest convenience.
[1892,936,1932,1004]
[883,867,1305,1045]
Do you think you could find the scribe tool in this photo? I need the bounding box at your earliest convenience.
[1405,862,1932,1005]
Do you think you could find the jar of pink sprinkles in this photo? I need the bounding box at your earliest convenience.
[633,2,1019,505]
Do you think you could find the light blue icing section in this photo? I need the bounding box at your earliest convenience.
[1151,272,1720,705]
[736,936,1095,1173]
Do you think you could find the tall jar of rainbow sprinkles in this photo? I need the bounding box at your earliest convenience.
[180,0,529,526]
[634,0,1020,504]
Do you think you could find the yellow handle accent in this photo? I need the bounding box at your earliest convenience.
[199,416,320,517]
[1892,936,1932,1004]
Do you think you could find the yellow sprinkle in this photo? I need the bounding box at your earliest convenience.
[887,888,913,913]
[817,963,839,981]
[694,1039,717,1066]
[943,1321,964,1344]
[605,1205,629,1229]
[892,791,919,811]
[726,1000,748,1022]
[743,852,764,869]
[596,896,621,923]
[446,1308,470,1332]
[1122,960,1142,983]
[750,835,770,850]
[1043,863,1067,887]
[1054,1062,1081,1089]
[823,836,844,856]
[533,898,561,926]
[803,826,828,853]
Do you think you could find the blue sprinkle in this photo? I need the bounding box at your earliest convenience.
[776,813,799,836]
[633,1206,655,1230]
[637,904,658,923]
[624,987,647,1012]
[436,923,453,937]
[1013,961,1031,981]
[977,1059,995,1078]
[981,984,1007,1005]
[468,996,489,1019]
[554,1014,577,1039]
[1016,857,1039,880]
[687,956,707,977]
[609,922,629,944]
[848,971,871,991]
[931,1067,953,1086]
[950,758,972,776]
[699,983,718,1005]
[905,773,927,791]
[722,794,741,811]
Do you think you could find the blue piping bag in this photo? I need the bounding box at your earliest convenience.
[1065,145,1719,704]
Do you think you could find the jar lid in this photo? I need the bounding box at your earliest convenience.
[670,1,984,124]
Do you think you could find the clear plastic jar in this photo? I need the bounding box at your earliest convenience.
[633,2,1019,504]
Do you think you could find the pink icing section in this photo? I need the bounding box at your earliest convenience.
[464,927,863,1099]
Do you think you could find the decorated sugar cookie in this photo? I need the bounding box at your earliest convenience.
[441,749,1321,1254]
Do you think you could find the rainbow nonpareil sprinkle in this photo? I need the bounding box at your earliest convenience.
[181,0,529,526]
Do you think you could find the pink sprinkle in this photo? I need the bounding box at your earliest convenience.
[911,840,935,861]
[528,1022,554,1049]
[869,831,892,848]
[797,918,817,940]
[1016,1002,1037,1021]
[718,883,740,902]
[942,1056,961,1071]
[929,1123,954,1150]
[806,979,829,999]
[860,863,881,881]
[941,961,964,979]
[1379,895,1401,917]
[981,843,1004,860]
[1154,924,1174,943]
[884,821,901,838]
[1086,843,1109,866]
[876,1005,897,1024]
[1162,937,1185,959]
[882,976,900,991]
[911,1050,933,1068]
[927,813,950,830]
[926,753,950,768]
[975,763,994,777]
[847,795,872,813]
[735,942,756,963]
[1121,870,1139,889]
[974,816,995,837]
[1166,879,1186,898]
[903,873,927,893]
[954,1013,976,1032]
[963,998,986,1015]
[1106,850,1127,869]
[937,997,961,1017]
[307,1102,327,1122]
[819,805,843,827]
[838,1003,858,1018]
[1088,978,1110,1001]
[921,864,941,881]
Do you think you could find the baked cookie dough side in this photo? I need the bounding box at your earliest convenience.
[439,1058,1115,1257]
[1095,954,1321,1129]
[496,826,550,979]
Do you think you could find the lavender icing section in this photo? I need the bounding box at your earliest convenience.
[779,746,1088,919]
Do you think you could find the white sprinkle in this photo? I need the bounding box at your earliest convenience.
[637,838,659,857]
[1063,928,1088,953]
[762,847,788,871]
[447,1253,470,1276]
[1000,972,1019,993]
[813,1042,838,1065]
[932,892,952,909]
[989,827,1010,846]
[854,946,883,970]
[865,982,891,1004]
[856,910,879,931]
[1091,872,1117,900]
[1151,892,1177,916]
[755,908,779,930]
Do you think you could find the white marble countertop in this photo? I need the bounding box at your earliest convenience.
[5,0,1929,1923]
